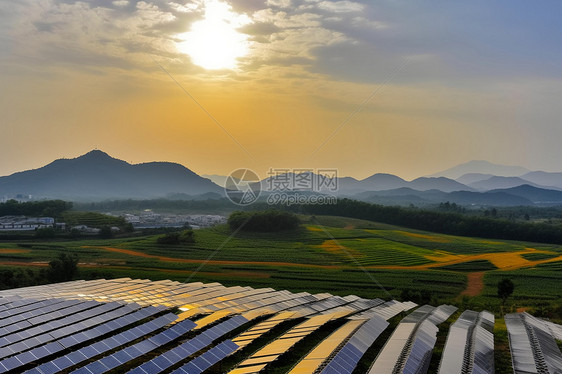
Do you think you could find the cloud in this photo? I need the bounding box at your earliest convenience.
[316,1,364,13]
[266,0,291,8]
[168,2,199,13]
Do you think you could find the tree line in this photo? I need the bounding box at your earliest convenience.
[0,200,72,218]
[75,198,231,213]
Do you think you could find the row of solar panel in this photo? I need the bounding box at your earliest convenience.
[367,304,457,374]
[438,310,495,374]
[0,279,223,308]
[506,312,562,374]
[170,340,239,374]
[320,315,389,374]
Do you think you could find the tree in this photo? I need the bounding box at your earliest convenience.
[179,229,195,243]
[47,253,79,283]
[157,229,195,245]
[99,226,113,239]
[35,227,55,239]
[497,278,514,305]
[157,232,181,245]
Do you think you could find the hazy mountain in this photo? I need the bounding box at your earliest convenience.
[336,177,363,193]
[456,173,495,185]
[490,185,562,205]
[521,171,562,190]
[201,174,229,188]
[359,173,408,191]
[409,177,472,192]
[468,176,538,191]
[0,150,223,201]
[257,172,469,195]
[429,160,529,179]
[445,191,532,206]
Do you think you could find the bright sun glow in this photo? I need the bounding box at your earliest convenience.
[176,0,251,70]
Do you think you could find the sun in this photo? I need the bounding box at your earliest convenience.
[176,0,251,70]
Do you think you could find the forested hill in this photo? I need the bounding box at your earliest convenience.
[295,198,562,244]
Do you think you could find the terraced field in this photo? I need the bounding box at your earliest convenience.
[0,215,561,314]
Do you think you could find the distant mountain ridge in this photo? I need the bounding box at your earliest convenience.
[0,150,223,201]
[352,185,562,207]
[428,160,530,179]
[2,153,562,206]
[468,176,542,191]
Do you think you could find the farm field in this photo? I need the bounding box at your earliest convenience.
[0,215,561,317]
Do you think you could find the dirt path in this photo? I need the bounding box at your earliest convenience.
[460,272,485,297]
[0,261,48,267]
[0,249,30,254]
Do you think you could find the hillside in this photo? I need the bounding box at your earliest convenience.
[1,215,560,314]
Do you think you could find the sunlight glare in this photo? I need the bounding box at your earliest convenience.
[176,0,251,70]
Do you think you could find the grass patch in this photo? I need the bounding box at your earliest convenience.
[436,260,498,272]
[521,252,560,261]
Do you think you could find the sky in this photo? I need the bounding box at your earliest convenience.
[1,0,561,181]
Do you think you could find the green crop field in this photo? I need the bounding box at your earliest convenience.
[0,215,561,318]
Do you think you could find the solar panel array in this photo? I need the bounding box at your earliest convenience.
[0,278,553,374]
[128,314,249,374]
[505,312,562,374]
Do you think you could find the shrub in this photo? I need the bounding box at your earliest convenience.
[157,229,195,245]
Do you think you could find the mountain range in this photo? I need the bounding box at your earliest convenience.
[1,151,562,206]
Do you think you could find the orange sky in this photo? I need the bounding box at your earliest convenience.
[1,0,561,180]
